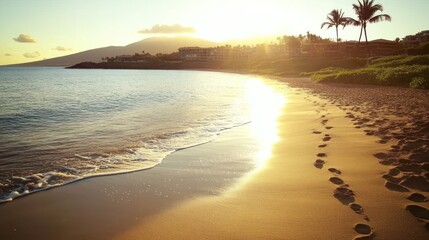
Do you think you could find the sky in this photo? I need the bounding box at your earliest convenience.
[1,0,428,65]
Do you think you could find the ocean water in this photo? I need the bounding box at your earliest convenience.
[0,67,267,202]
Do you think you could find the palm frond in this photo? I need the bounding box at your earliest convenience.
[321,22,334,29]
[372,4,383,11]
[343,17,361,27]
[368,14,391,23]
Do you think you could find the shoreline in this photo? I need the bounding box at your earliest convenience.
[0,121,263,239]
[0,73,428,239]
[116,77,429,240]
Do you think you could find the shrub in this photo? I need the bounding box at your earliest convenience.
[375,65,429,86]
[370,55,429,68]
[410,77,429,89]
[407,43,429,56]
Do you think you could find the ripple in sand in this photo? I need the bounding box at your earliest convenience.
[350,203,364,214]
[400,176,429,192]
[378,158,397,165]
[407,193,428,202]
[364,130,375,136]
[382,174,403,184]
[328,168,342,175]
[374,152,388,159]
[388,167,400,176]
[334,187,355,204]
[409,153,428,163]
[422,163,429,171]
[406,205,429,220]
[329,177,344,185]
[384,181,409,192]
[314,159,325,169]
[353,235,374,240]
[397,164,423,174]
[354,223,372,235]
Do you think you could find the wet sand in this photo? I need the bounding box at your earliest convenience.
[0,123,262,239]
[1,77,429,240]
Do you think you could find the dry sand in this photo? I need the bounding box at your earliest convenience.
[116,78,429,240]
[1,76,428,240]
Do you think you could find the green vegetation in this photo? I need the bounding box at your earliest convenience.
[303,55,429,88]
[407,43,429,56]
[410,77,429,89]
[246,56,367,76]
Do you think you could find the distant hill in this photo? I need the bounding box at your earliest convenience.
[17,37,218,67]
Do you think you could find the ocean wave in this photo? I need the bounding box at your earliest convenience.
[0,121,250,203]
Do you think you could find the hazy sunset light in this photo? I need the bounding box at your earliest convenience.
[1,1,429,239]
[1,0,429,65]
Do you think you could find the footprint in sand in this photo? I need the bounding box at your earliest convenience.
[406,205,429,220]
[333,187,355,204]
[354,223,373,235]
[317,153,327,158]
[384,181,409,192]
[329,176,344,185]
[312,130,322,134]
[328,168,342,175]
[314,159,326,169]
[323,136,331,142]
[400,176,429,192]
[382,172,405,183]
[318,144,327,148]
[321,119,328,125]
[325,126,333,130]
[407,193,428,202]
[350,203,364,214]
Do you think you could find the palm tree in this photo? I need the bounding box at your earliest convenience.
[321,9,348,43]
[350,0,392,43]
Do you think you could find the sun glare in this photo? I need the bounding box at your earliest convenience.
[195,3,282,42]
[246,78,286,168]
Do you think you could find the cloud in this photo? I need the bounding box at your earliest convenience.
[13,34,36,43]
[139,24,196,34]
[5,53,13,57]
[23,51,41,58]
[52,46,72,51]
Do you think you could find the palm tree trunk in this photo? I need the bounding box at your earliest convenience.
[336,26,339,43]
[358,26,363,43]
[364,26,368,43]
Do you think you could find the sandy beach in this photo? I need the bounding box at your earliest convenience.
[1,76,428,240]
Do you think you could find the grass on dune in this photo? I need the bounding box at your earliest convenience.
[303,55,429,89]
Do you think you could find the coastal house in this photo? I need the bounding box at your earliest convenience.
[403,30,429,47]
[178,44,290,62]
[303,39,403,58]
[179,46,250,62]
[105,53,155,63]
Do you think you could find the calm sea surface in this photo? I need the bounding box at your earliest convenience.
[0,67,263,202]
